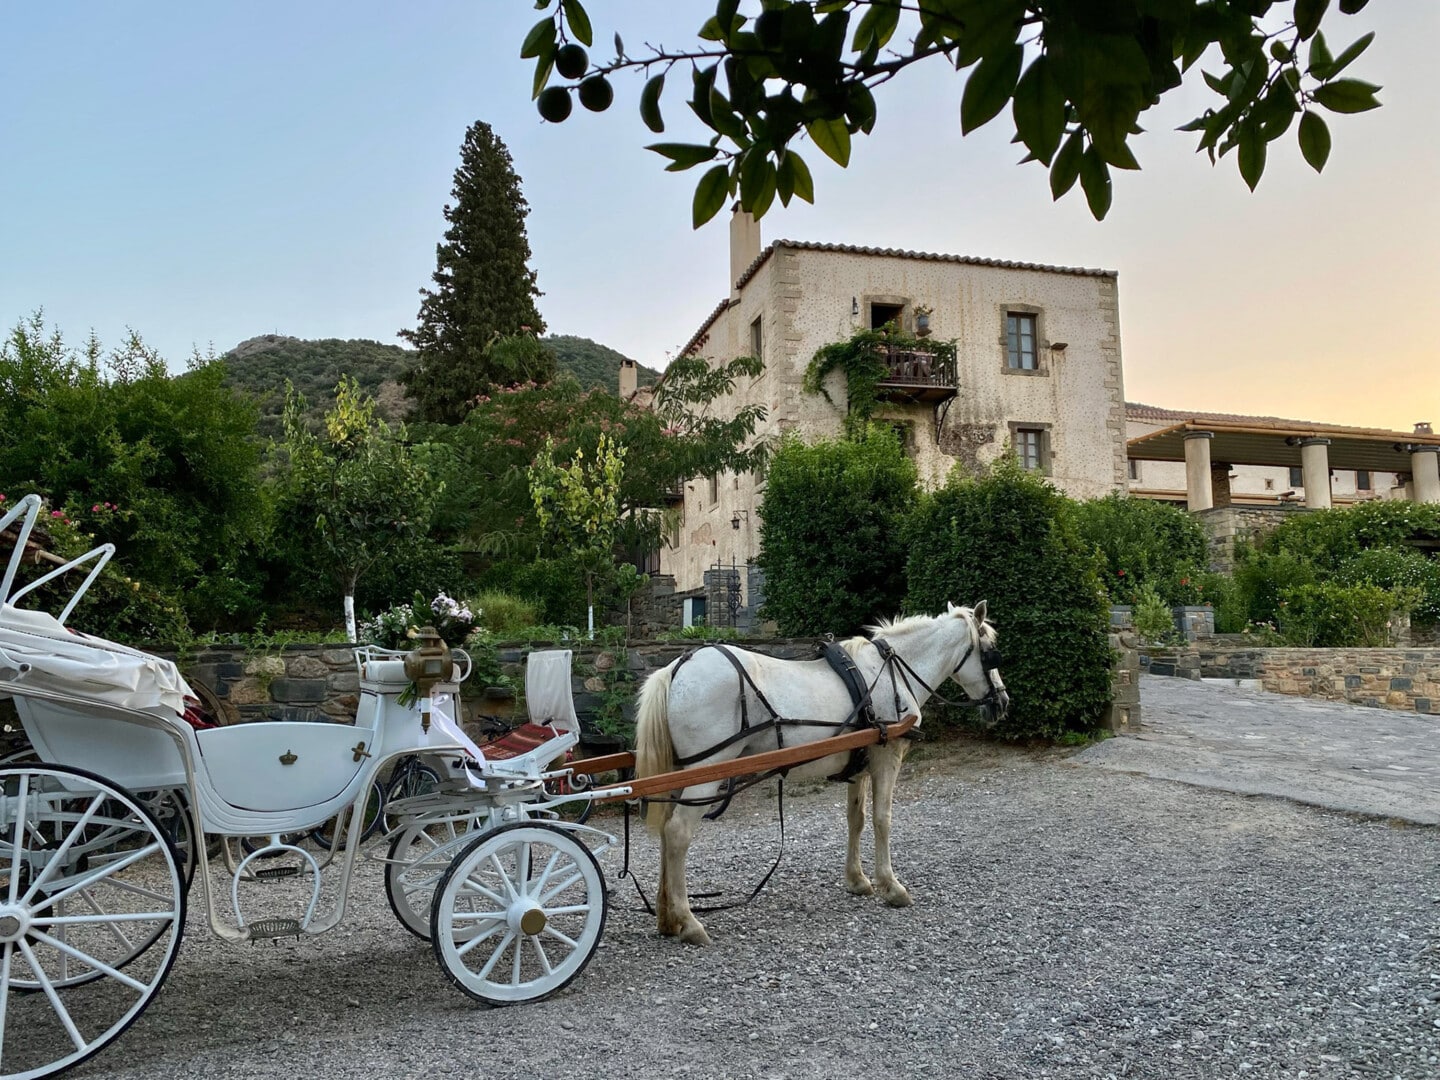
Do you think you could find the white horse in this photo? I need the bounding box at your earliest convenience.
[634,601,1008,945]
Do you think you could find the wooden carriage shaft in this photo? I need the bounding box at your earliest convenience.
[572,714,918,803]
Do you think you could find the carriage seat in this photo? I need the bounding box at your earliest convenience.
[467,649,580,777]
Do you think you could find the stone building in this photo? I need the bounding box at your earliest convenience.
[655,210,1130,602]
[1126,403,1440,510]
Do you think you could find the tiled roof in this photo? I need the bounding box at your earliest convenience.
[679,240,1116,358]
[735,240,1116,292]
[1125,401,1326,427]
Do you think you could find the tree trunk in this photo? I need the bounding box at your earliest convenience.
[344,591,357,643]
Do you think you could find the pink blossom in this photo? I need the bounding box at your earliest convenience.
[50,510,63,519]
[92,504,101,512]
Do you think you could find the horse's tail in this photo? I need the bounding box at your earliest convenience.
[634,661,677,834]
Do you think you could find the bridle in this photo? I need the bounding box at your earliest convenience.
[872,620,1006,714]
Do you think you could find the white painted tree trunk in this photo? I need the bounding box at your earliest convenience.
[344,592,357,643]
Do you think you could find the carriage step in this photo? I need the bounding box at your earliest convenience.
[254,864,300,880]
[248,918,303,940]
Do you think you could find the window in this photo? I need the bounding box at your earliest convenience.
[1264,478,1275,491]
[749,315,763,360]
[1127,459,1139,482]
[708,474,719,504]
[1006,312,1038,370]
[1289,466,1304,488]
[1015,427,1045,472]
[870,301,905,331]
[1357,469,1372,491]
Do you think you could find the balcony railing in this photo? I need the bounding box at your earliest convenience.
[875,344,957,403]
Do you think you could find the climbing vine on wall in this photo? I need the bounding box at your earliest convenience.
[803,327,955,435]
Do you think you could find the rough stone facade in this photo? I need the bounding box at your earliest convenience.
[1194,504,1309,572]
[1142,645,1440,714]
[665,236,1129,594]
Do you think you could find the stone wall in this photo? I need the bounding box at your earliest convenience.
[1195,504,1308,573]
[174,634,1138,734]
[1142,644,1440,714]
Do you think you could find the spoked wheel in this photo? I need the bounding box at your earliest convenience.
[384,811,479,941]
[0,764,185,1080]
[381,762,443,835]
[431,822,606,1006]
[309,778,386,851]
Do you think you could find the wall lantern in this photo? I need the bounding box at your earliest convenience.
[851,297,860,317]
[731,510,750,530]
[914,306,933,338]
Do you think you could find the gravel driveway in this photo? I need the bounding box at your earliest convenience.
[73,739,1439,1080]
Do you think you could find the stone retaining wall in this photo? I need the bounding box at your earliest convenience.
[1142,645,1440,714]
[176,633,1139,734]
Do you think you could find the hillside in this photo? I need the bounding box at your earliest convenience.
[223,334,662,437]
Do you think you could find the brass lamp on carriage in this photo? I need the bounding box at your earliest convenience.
[403,625,453,733]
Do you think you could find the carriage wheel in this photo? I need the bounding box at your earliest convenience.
[431,822,606,1006]
[384,811,481,941]
[0,764,185,1080]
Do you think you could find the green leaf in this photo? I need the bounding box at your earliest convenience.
[1294,0,1329,40]
[1338,0,1369,12]
[1050,130,1083,200]
[1078,145,1111,219]
[1327,32,1375,78]
[690,65,717,126]
[692,164,731,229]
[806,117,852,167]
[709,85,748,142]
[961,43,1023,135]
[561,0,593,47]
[1312,78,1382,113]
[520,18,555,60]
[1308,31,1334,78]
[785,150,815,204]
[532,56,555,100]
[846,83,878,135]
[1298,110,1332,172]
[852,0,901,54]
[648,142,720,171]
[1012,56,1065,165]
[1237,120,1266,190]
[740,152,778,219]
[640,73,665,133]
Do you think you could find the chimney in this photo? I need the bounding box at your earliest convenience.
[729,203,761,299]
[618,358,638,400]
[1415,422,1433,436]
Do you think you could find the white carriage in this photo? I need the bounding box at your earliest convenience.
[0,494,622,1080]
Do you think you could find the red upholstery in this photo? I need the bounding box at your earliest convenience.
[480,722,567,761]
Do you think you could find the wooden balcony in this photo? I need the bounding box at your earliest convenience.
[874,345,958,404]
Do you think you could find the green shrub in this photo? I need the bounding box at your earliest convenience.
[473,590,541,638]
[1131,584,1175,645]
[1230,545,1317,629]
[904,457,1113,740]
[1275,581,1411,647]
[1070,493,1207,605]
[1197,572,1245,633]
[1336,546,1440,627]
[757,427,918,636]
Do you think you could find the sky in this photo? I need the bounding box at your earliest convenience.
[1,2,1436,432]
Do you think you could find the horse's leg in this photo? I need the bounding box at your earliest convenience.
[659,783,721,945]
[869,741,913,907]
[656,829,678,936]
[844,774,873,896]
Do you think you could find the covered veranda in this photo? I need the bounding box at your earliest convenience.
[1127,419,1440,510]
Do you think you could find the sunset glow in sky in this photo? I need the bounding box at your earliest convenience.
[2,2,1435,432]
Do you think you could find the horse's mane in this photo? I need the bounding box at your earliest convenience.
[837,611,958,659]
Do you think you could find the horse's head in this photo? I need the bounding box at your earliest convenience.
[946,600,1010,723]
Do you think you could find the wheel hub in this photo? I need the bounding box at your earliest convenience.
[510,904,547,936]
[0,904,30,943]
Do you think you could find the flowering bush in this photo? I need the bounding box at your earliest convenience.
[359,592,480,650]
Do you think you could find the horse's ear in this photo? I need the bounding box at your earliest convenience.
[973,599,988,624]
[946,600,958,615]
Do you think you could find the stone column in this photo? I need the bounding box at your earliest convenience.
[1183,431,1214,512]
[1300,438,1332,509]
[1411,446,1440,504]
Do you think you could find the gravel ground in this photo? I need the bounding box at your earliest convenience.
[70,739,1440,1080]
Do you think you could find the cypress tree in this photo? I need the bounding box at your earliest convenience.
[400,121,548,422]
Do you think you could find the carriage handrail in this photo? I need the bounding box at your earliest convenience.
[8,541,115,626]
[0,493,43,603]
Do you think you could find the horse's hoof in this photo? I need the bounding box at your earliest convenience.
[881,885,913,908]
[679,923,712,946]
[845,876,874,897]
